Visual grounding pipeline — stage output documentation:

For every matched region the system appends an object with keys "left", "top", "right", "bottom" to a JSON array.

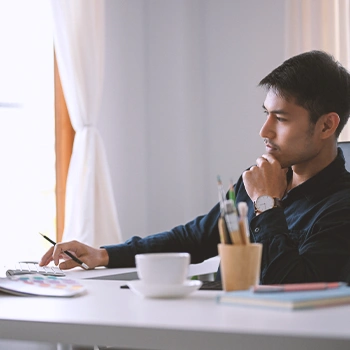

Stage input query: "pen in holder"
[
  {"left": 216, "top": 177, "right": 262, "bottom": 291},
  {"left": 218, "top": 203, "right": 262, "bottom": 291}
]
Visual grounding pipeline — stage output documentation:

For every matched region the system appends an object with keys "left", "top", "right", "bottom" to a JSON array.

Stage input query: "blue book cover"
[{"left": 217, "top": 285, "right": 350, "bottom": 310}]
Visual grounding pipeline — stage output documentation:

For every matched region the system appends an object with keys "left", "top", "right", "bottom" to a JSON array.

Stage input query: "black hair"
[{"left": 259, "top": 50, "right": 350, "bottom": 137}]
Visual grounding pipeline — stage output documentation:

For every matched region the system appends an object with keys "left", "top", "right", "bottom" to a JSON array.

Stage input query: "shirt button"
[{"left": 254, "top": 227, "right": 260, "bottom": 233}]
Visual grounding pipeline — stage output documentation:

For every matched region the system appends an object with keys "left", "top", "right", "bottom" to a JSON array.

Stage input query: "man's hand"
[
  {"left": 39, "top": 240, "right": 109, "bottom": 270},
  {"left": 242, "top": 153, "right": 288, "bottom": 202}
]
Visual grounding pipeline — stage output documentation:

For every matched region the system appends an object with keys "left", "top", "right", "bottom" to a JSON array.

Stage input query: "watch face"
[{"left": 255, "top": 195, "right": 275, "bottom": 212}]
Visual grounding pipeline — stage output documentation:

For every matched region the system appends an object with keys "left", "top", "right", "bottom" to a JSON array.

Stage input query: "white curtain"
[
  {"left": 50, "top": 0, "right": 122, "bottom": 247},
  {"left": 285, "top": 0, "right": 350, "bottom": 141}
]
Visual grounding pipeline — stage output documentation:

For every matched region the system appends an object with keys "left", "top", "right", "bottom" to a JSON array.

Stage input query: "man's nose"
[{"left": 259, "top": 116, "right": 275, "bottom": 139}]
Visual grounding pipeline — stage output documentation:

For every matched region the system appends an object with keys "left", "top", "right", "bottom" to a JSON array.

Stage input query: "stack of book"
[{"left": 217, "top": 282, "right": 350, "bottom": 310}]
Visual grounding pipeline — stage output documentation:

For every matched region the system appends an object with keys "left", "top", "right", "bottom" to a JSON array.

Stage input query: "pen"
[
  {"left": 223, "top": 199, "right": 241, "bottom": 244},
  {"left": 223, "top": 200, "right": 239, "bottom": 232},
  {"left": 238, "top": 201, "right": 249, "bottom": 245},
  {"left": 218, "top": 217, "right": 231, "bottom": 244},
  {"left": 251, "top": 282, "right": 347, "bottom": 293},
  {"left": 229, "top": 180, "right": 236, "bottom": 204},
  {"left": 39, "top": 232, "right": 89, "bottom": 270},
  {"left": 217, "top": 175, "right": 227, "bottom": 216}
]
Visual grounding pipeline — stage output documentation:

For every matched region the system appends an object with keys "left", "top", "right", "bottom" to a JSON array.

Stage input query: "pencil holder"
[{"left": 218, "top": 243, "right": 263, "bottom": 291}]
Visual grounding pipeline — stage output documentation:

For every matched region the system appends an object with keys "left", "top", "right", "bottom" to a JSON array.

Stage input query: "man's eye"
[{"left": 276, "top": 117, "right": 286, "bottom": 122}]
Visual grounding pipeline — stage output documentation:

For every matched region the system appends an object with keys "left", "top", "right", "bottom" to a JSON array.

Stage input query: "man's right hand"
[
  {"left": 242, "top": 153, "right": 288, "bottom": 202},
  {"left": 39, "top": 240, "right": 109, "bottom": 270}
]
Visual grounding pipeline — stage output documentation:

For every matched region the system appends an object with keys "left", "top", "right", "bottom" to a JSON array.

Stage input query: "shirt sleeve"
[{"left": 102, "top": 202, "right": 222, "bottom": 268}]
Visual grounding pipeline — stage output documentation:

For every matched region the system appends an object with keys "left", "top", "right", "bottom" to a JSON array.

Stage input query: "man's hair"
[{"left": 259, "top": 50, "right": 350, "bottom": 137}]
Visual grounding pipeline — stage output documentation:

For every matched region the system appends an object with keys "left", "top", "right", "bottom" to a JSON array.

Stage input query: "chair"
[
  {"left": 337, "top": 142, "right": 350, "bottom": 284},
  {"left": 338, "top": 141, "right": 350, "bottom": 172}
]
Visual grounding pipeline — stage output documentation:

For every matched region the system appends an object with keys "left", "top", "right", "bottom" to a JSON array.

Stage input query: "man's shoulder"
[
  {"left": 321, "top": 174, "right": 350, "bottom": 210},
  {"left": 330, "top": 169, "right": 350, "bottom": 191}
]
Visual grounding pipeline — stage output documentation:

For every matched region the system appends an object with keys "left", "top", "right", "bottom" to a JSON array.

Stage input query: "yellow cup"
[{"left": 218, "top": 243, "right": 263, "bottom": 291}]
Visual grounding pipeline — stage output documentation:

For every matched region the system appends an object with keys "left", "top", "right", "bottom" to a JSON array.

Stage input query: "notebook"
[
  {"left": 217, "top": 285, "right": 350, "bottom": 310},
  {"left": 0, "top": 274, "right": 86, "bottom": 297},
  {"left": 199, "top": 280, "right": 223, "bottom": 290}
]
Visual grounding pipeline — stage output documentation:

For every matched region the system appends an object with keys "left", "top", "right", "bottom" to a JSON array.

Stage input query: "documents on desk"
[{"left": 0, "top": 274, "right": 86, "bottom": 297}]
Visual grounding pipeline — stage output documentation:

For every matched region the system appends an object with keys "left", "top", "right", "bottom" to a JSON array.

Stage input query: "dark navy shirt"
[{"left": 103, "top": 148, "right": 350, "bottom": 284}]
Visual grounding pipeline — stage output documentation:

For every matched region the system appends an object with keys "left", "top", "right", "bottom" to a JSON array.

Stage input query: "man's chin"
[
  {"left": 280, "top": 161, "right": 293, "bottom": 169},
  {"left": 273, "top": 157, "right": 289, "bottom": 169}
]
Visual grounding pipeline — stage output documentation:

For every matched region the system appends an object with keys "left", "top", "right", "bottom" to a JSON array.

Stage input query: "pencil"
[
  {"left": 217, "top": 175, "right": 227, "bottom": 216},
  {"left": 39, "top": 232, "right": 89, "bottom": 270},
  {"left": 229, "top": 180, "right": 236, "bottom": 204},
  {"left": 218, "top": 217, "right": 231, "bottom": 244},
  {"left": 238, "top": 201, "right": 249, "bottom": 245},
  {"left": 251, "top": 282, "right": 347, "bottom": 293},
  {"left": 223, "top": 199, "right": 242, "bottom": 244}
]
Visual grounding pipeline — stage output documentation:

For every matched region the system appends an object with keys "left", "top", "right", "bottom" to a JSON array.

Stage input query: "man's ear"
[{"left": 319, "top": 112, "right": 340, "bottom": 139}]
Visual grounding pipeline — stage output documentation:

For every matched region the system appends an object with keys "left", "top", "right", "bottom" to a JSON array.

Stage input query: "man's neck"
[{"left": 289, "top": 144, "right": 338, "bottom": 190}]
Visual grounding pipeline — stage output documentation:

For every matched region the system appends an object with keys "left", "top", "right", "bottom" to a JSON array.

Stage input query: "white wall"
[{"left": 98, "top": 0, "right": 286, "bottom": 241}]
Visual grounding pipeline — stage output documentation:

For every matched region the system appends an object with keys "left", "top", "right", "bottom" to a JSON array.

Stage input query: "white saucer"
[{"left": 127, "top": 280, "right": 202, "bottom": 299}]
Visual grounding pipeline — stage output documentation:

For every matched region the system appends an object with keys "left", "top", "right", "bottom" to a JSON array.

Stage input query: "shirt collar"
[{"left": 283, "top": 147, "right": 346, "bottom": 202}]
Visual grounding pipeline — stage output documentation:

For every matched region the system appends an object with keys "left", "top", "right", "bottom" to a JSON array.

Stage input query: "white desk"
[{"left": 1, "top": 258, "right": 350, "bottom": 350}]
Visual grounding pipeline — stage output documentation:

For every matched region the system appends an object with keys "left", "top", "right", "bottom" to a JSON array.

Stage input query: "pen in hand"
[{"left": 39, "top": 232, "right": 89, "bottom": 270}]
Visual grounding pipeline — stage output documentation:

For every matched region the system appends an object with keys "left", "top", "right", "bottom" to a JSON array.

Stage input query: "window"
[{"left": 0, "top": 1, "right": 56, "bottom": 262}]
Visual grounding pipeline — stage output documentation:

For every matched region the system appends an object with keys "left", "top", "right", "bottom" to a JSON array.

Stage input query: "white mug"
[{"left": 135, "top": 252, "right": 190, "bottom": 285}]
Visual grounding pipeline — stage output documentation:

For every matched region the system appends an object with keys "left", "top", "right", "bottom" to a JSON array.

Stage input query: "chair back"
[{"left": 338, "top": 141, "right": 350, "bottom": 172}]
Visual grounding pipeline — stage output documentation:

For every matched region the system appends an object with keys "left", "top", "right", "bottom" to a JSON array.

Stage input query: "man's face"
[{"left": 260, "top": 90, "right": 321, "bottom": 169}]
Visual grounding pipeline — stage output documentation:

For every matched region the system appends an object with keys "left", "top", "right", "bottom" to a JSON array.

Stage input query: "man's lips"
[
  {"left": 265, "top": 143, "right": 278, "bottom": 150},
  {"left": 263, "top": 138, "right": 279, "bottom": 150}
]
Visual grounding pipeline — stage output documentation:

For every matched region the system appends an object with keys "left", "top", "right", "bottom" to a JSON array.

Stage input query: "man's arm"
[
  {"left": 103, "top": 203, "right": 222, "bottom": 268},
  {"left": 39, "top": 202, "right": 222, "bottom": 271}
]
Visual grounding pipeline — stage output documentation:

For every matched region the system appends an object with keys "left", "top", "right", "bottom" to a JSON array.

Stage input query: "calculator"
[{"left": 5, "top": 261, "right": 65, "bottom": 277}]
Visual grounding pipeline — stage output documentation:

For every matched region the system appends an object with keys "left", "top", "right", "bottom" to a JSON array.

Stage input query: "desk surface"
[{"left": 1, "top": 258, "right": 350, "bottom": 350}]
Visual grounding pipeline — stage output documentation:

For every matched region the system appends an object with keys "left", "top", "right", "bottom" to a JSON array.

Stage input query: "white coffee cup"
[{"left": 135, "top": 252, "right": 190, "bottom": 285}]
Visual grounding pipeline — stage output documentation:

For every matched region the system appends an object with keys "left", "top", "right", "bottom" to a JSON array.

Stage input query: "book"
[
  {"left": 0, "top": 274, "right": 86, "bottom": 297},
  {"left": 217, "top": 285, "right": 350, "bottom": 310}
]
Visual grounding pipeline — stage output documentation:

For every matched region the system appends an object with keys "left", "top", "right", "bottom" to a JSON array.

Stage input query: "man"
[{"left": 40, "top": 50, "right": 350, "bottom": 284}]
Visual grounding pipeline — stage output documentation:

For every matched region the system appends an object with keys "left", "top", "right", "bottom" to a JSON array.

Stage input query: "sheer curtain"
[
  {"left": 50, "top": 0, "right": 122, "bottom": 247},
  {"left": 285, "top": 0, "right": 350, "bottom": 140}
]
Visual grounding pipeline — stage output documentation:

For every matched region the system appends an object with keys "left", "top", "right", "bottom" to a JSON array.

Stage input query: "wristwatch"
[{"left": 254, "top": 195, "right": 281, "bottom": 214}]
